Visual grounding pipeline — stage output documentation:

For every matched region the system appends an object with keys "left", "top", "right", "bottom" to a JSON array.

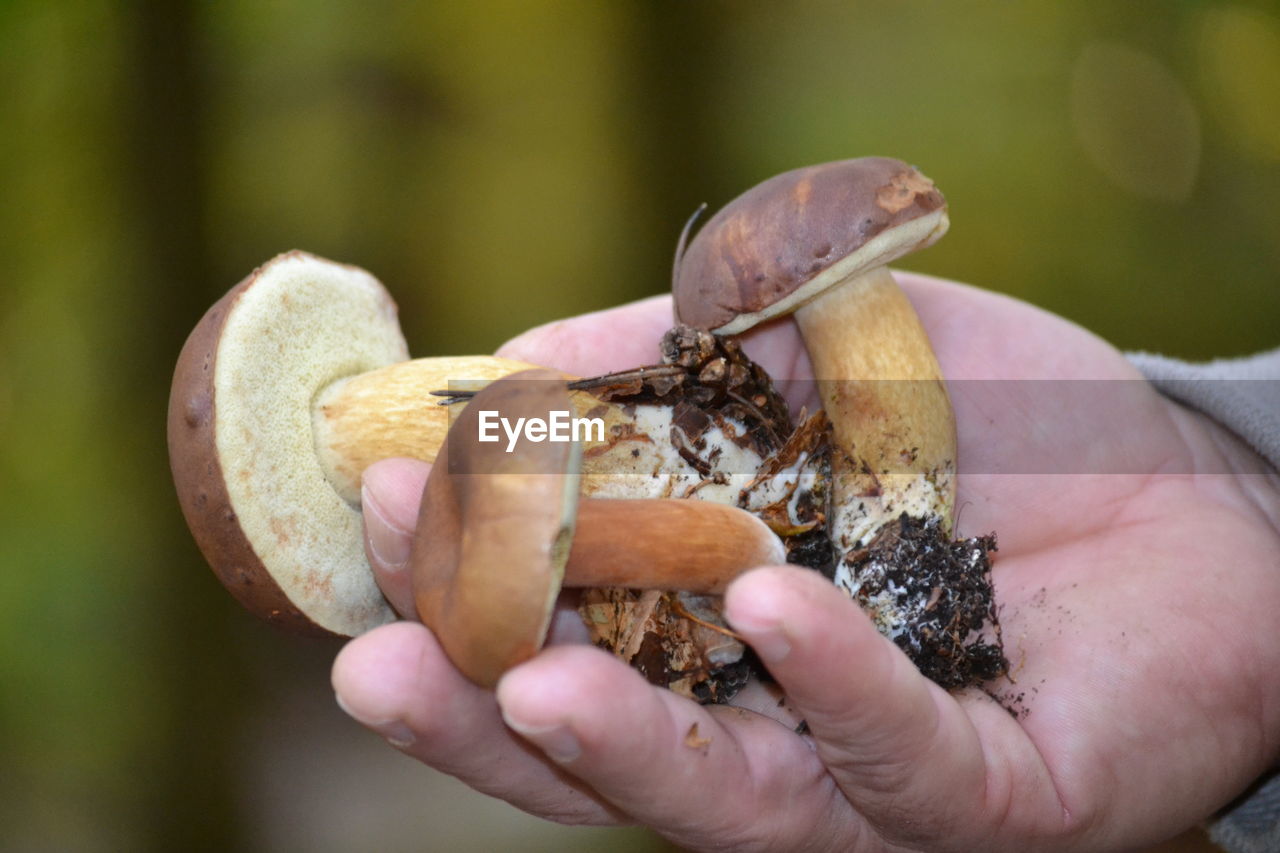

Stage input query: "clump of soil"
[{"left": 844, "top": 515, "right": 1007, "bottom": 687}]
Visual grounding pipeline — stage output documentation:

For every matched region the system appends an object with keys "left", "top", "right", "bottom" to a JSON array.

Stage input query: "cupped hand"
[{"left": 332, "top": 273, "right": 1280, "bottom": 852}]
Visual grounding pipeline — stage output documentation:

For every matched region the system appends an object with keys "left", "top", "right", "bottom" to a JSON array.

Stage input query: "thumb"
[
  {"left": 494, "top": 295, "right": 674, "bottom": 375},
  {"left": 723, "top": 567, "right": 1000, "bottom": 842},
  {"left": 361, "top": 457, "right": 431, "bottom": 618}
]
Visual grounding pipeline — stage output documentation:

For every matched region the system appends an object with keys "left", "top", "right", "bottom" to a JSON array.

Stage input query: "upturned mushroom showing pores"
[{"left": 168, "top": 253, "right": 410, "bottom": 636}]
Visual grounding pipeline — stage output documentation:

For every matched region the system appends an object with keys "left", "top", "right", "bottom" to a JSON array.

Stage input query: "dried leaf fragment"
[{"left": 684, "top": 722, "right": 711, "bottom": 752}]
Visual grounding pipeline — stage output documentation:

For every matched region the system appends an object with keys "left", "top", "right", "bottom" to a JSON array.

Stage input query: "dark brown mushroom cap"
[
  {"left": 674, "top": 157, "right": 948, "bottom": 334},
  {"left": 167, "top": 251, "right": 407, "bottom": 637},
  {"left": 412, "top": 369, "right": 581, "bottom": 687}
]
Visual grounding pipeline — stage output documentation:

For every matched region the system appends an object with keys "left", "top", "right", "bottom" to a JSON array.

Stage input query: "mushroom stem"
[
  {"left": 312, "top": 354, "right": 779, "bottom": 510},
  {"left": 566, "top": 499, "right": 785, "bottom": 594},
  {"left": 312, "top": 355, "right": 538, "bottom": 502},
  {"left": 793, "top": 265, "right": 957, "bottom": 553}
]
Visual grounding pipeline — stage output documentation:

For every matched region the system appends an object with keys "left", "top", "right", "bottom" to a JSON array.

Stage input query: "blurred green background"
[{"left": 1, "top": 1, "right": 1276, "bottom": 850}]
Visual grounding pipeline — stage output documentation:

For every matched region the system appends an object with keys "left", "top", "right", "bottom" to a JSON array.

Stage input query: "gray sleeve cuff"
[
  {"left": 1128, "top": 348, "right": 1280, "bottom": 853},
  {"left": 1127, "top": 349, "right": 1280, "bottom": 471},
  {"left": 1208, "top": 775, "right": 1280, "bottom": 853}
]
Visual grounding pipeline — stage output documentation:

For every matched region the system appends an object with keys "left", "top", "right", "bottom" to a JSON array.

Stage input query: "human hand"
[{"left": 332, "top": 272, "right": 1280, "bottom": 851}]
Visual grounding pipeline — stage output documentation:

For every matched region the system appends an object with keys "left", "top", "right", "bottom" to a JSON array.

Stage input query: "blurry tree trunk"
[
  {"left": 628, "top": 0, "right": 733, "bottom": 278},
  {"left": 123, "top": 0, "right": 242, "bottom": 849}
]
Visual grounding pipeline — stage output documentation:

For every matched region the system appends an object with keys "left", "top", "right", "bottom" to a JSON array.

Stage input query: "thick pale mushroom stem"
[
  {"left": 312, "top": 355, "right": 536, "bottom": 503},
  {"left": 311, "top": 355, "right": 735, "bottom": 503},
  {"left": 794, "top": 265, "right": 956, "bottom": 558}
]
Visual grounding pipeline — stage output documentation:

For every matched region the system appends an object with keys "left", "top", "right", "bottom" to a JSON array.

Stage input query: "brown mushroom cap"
[
  {"left": 674, "top": 157, "right": 949, "bottom": 334},
  {"left": 168, "top": 251, "right": 407, "bottom": 636},
  {"left": 413, "top": 369, "right": 581, "bottom": 687}
]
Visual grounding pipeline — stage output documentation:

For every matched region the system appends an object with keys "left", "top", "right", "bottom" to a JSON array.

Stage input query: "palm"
[
  {"left": 334, "top": 273, "right": 1280, "bottom": 852},
  {"left": 895, "top": 275, "right": 1279, "bottom": 848}
]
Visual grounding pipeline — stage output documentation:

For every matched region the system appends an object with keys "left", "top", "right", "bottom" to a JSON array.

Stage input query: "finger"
[
  {"left": 893, "top": 270, "right": 1140, "bottom": 382},
  {"left": 724, "top": 566, "right": 1015, "bottom": 845},
  {"left": 331, "top": 621, "right": 622, "bottom": 825},
  {"left": 496, "top": 645, "right": 865, "bottom": 851},
  {"left": 496, "top": 295, "right": 674, "bottom": 375},
  {"left": 362, "top": 457, "right": 590, "bottom": 643},
  {"left": 496, "top": 293, "right": 815, "bottom": 407},
  {"left": 361, "top": 457, "right": 430, "bottom": 618}
]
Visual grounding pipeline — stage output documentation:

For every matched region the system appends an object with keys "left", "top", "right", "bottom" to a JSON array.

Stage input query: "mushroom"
[
  {"left": 673, "top": 157, "right": 957, "bottom": 627},
  {"left": 169, "top": 251, "right": 789, "bottom": 639},
  {"left": 413, "top": 369, "right": 785, "bottom": 687}
]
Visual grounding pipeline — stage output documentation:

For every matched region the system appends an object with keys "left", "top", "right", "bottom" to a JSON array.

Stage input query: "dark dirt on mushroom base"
[{"left": 845, "top": 514, "right": 1007, "bottom": 688}]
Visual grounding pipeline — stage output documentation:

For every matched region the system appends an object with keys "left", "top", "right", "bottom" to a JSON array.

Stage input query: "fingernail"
[
  {"left": 363, "top": 483, "right": 411, "bottom": 569},
  {"left": 728, "top": 612, "right": 791, "bottom": 664},
  {"left": 501, "top": 713, "right": 581, "bottom": 764},
  {"left": 335, "top": 691, "right": 417, "bottom": 749},
  {"left": 379, "top": 722, "right": 417, "bottom": 749}
]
